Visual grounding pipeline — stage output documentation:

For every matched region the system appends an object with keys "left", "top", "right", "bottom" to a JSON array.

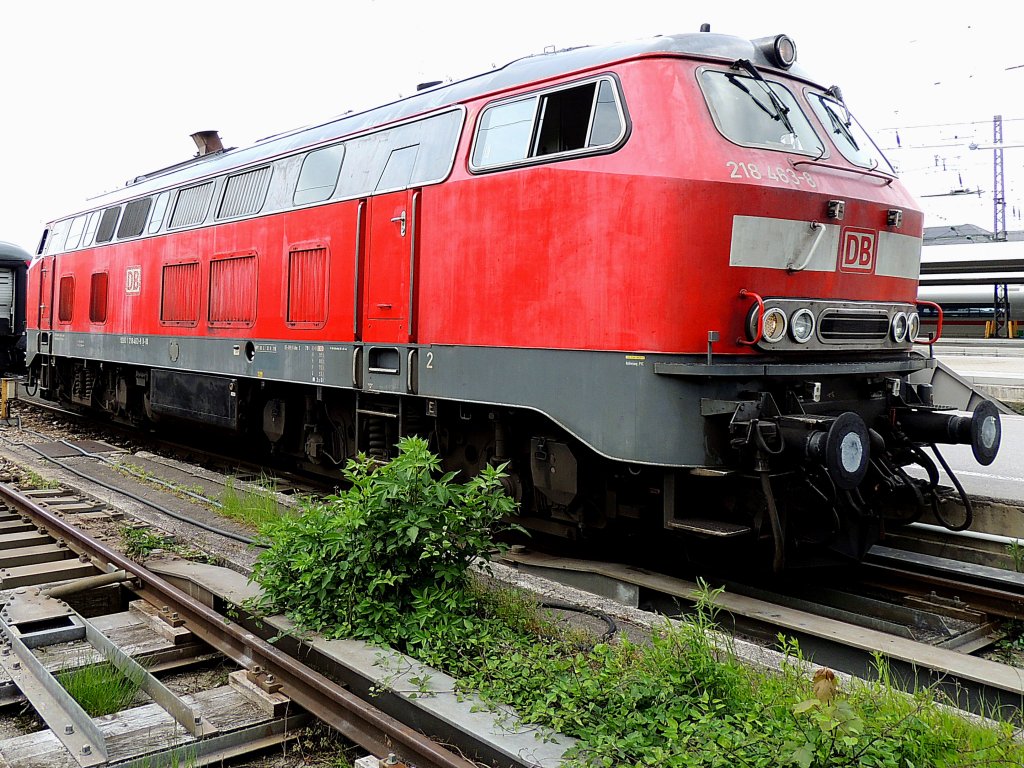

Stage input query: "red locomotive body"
[{"left": 26, "top": 30, "right": 1000, "bottom": 569}]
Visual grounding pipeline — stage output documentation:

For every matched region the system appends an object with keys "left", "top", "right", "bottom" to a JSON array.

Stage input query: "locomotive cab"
[{"left": 647, "top": 35, "right": 1003, "bottom": 569}]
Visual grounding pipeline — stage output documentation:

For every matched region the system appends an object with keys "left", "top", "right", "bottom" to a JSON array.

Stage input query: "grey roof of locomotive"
[{"left": 54, "top": 31, "right": 816, "bottom": 219}]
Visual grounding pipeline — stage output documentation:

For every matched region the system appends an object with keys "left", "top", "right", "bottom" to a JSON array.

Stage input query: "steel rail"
[
  {"left": 0, "top": 482, "right": 477, "bottom": 768},
  {"left": 856, "top": 562, "right": 1024, "bottom": 619}
]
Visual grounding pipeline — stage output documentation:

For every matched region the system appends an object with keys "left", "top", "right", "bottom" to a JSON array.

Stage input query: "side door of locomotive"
[
  {"left": 37, "top": 254, "right": 55, "bottom": 331},
  {"left": 360, "top": 144, "right": 422, "bottom": 344}
]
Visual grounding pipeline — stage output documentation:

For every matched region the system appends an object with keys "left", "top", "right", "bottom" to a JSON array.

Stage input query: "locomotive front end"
[{"left": 673, "top": 32, "right": 1002, "bottom": 568}]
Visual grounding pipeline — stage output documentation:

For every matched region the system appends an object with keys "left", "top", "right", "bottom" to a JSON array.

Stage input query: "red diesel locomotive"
[{"left": 26, "top": 29, "right": 1001, "bottom": 569}]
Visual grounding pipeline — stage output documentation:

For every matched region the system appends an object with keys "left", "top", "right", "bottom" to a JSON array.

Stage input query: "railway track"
[
  {"left": 0, "top": 403, "right": 581, "bottom": 766},
  {"left": 0, "top": 480, "right": 569, "bottom": 768},
  {"left": 11, "top": 392, "right": 324, "bottom": 499}
]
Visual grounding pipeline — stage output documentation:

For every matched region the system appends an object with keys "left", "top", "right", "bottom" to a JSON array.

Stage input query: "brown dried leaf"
[{"left": 812, "top": 667, "right": 838, "bottom": 704}]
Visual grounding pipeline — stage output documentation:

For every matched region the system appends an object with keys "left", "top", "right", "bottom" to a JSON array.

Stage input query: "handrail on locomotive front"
[
  {"left": 737, "top": 289, "right": 765, "bottom": 346},
  {"left": 916, "top": 299, "right": 943, "bottom": 345}
]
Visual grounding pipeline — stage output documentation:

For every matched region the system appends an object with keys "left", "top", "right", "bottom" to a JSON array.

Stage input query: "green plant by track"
[
  {"left": 252, "top": 442, "right": 1023, "bottom": 767},
  {"left": 120, "top": 525, "right": 207, "bottom": 562},
  {"left": 58, "top": 660, "right": 144, "bottom": 717},
  {"left": 220, "top": 475, "right": 286, "bottom": 530},
  {"left": 252, "top": 436, "right": 520, "bottom": 650},
  {"left": 17, "top": 468, "right": 61, "bottom": 490},
  {"left": 1007, "top": 540, "right": 1024, "bottom": 573}
]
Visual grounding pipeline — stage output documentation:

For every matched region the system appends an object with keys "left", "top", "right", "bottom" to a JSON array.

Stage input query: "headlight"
[
  {"left": 891, "top": 311, "right": 908, "bottom": 342},
  {"left": 762, "top": 307, "right": 788, "bottom": 343},
  {"left": 754, "top": 34, "right": 798, "bottom": 69},
  {"left": 907, "top": 312, "right": 920, "bottom": 342},
  {"left": 774, "top": 35, "right": 797, "bottom": 68},
  {"left": 790, "top": 308, "right": 815, "bottom": 343}
]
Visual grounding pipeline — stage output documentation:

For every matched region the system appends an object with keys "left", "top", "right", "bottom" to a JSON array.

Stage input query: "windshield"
[
  {"left": 699, "top": 69, "right": 824, "bottom": 156},
  {"left": 808, "top": 94, "right": 895, "bottom": 174}
]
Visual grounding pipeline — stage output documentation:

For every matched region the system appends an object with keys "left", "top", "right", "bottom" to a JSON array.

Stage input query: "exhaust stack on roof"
[{"left": 191, "top": 131, "right": 224, "bottom": 156}]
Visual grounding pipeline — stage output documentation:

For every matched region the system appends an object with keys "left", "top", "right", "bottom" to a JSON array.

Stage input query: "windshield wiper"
[
  {"left": 725, "top": 74, "right": 778, "bottom": 121},
  {"left": 823, "top": 102, "right": 860, "bottom": 151},
  {"left": 826, "top": 85, "right": 854, "bottom": 128},
  {"left": 731, "top": 59, "right": 796, "bottom": 136}
]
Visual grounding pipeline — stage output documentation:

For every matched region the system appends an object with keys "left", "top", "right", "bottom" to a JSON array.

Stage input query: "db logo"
[
  {"left": 839, "top": 228, "right": 877, "bottom": 274},
  {"left": 125, "top": 266, "right": 142, "bottom": 295}
]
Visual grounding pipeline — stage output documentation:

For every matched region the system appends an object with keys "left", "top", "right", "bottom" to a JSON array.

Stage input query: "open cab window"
[{"left": 470, "top": 76, "right": 627, "bottom": 171}]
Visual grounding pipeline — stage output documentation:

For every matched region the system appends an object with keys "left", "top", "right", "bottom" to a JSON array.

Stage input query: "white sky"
[{"left": 2, "top": 1, "right": 1022, "bottom": 252}]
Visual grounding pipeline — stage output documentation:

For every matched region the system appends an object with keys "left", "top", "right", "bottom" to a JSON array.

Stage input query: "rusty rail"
[{"left": 0, "top": 482, "right": 476, "bottom": 768}]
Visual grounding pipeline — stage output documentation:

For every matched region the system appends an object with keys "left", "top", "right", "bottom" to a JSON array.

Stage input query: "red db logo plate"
[{"left": 839, "top": 228, "right": 877, "bottom": 274}]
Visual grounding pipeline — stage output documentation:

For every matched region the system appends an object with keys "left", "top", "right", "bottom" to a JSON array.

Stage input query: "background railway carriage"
[
  {"left": 0, "top": 241, "right": 28, "bottom": 374},
  {"left": 25, "top": 29, "right": 1002, "bottom": 570}
]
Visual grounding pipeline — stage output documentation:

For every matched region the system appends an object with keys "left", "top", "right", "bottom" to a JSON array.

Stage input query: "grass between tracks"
[
  {"left": 219, "top": 475, "right": 288, "bottom": 530},
  {"left": 252, "top": 438, "right": 1024, "bottom": 768},
  {"left": 58, "top": 660, "right": 144, "bottom": 717}
]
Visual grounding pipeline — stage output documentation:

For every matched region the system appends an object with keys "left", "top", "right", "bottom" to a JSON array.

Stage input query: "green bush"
[{"left": 252, "top": 437, "right": 519, "bottom": 651}]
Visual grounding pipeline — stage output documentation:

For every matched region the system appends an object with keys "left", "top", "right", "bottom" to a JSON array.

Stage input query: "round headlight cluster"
[
  {"left": 762, "top": 307, "right": 788, "bottom": 342},
  {"left": 790, "top": 308, "right": 815, "bottom": 343},
  {"left": 891, "top": 312, "right": 909, "bottom": 342},
  {"left": 754, "top": 306, "right": 817, "bottom": 344},
  {"left": 907, "top": 312, "right": 920, "bottom": 343}
]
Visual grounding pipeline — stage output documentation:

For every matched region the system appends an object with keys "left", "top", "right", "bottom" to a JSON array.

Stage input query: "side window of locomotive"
[
  {"left": 409, "top": 109, "right": 463, "bottom": 184},
  {"left": 218, "top": 166, "right": 273, "bottom": 219},
  {"left": 294, "top": 145, "right": 345, "bottom": 205},
  {"left": 589, "top": 80, "right": 624, "bottom": 147},
  {"left": 58, "top": 276, "right": 74, "bottom": 323},
  {"left": 148, "top": 191, "right": 171, "bottom": 234},
  {"left": 45, "top": 220, "right": 68, "bottom": 255},
  {"left": 334, "top": 108, "right": 463, "bottom": 198},
  {"left": 472, "top": 77, "right": 625, "bottom": 170},
  {"left": 168, "top": 181, "right": 215, "bottom": 229},
  {"left": 534, "top": 81, "right": 625, "bottom": 155},
  {"left": 64, "top": 215, "right": 88, "bottom": 251},
  {"left": 82, "top": 211, "right": 101, "bottom": 248},
  {"left": 95, "top": 206, "right": 122, "bottom": 244},
  {"left": 117, "top": 197, "right": 153, "bottom": 239},
  {"left": 534, "top": 84, "right": 594, "bottom": 155},
  {"left": 376, "top": 145, "right": 419, "bottom": 191},
  {"left": 89, "top": 272, "right": 108, "bottom": 324},
  {"left": 698, "top": 70, "right": 823, "bottom": 156},
  {"left": 808, "top": 94, "right": 895, "bottom": 174},
  {"left": 472, "top": 98, "right": 537, "bottom": 167}
]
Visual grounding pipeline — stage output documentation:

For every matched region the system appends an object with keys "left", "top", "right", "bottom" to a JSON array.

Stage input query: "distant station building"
[{"left": 920, "top": 225, "right": 1024, "bottom": 338}]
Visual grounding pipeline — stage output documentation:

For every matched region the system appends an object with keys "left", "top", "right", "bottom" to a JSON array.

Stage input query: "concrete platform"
[{"left": 932, "top": 340, "right": 1024, "bottom": 405}]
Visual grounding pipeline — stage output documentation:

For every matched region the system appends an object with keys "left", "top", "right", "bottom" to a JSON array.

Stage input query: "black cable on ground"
[
  {"left": 540, "top": 601, "right": 618, "bottom": 644},
  {"left": 51, "top": 436, "right": 224, "bottom": 509},
  {"left": 9, "top": 438, "right": 263, "bottom": 547}
]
